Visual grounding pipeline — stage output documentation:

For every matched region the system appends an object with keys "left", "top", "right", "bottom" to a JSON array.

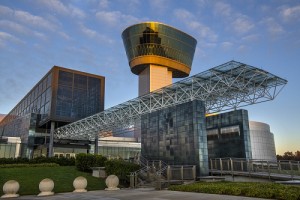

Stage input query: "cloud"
[
  {"left": 241, "top": 34, "right": 260, "bottom": 42},
  {"left": 213, "top": 2, "right": 254, "bottom": 35},
  {"left": 58, "top": 31, "right": 71, "bottom": 40},
  {"left": 173, "top": 9, "right": 218, "bottom": 42},
  {"left": 0, "top": 20, "right": 47, "bottom": 40},
  {"left": 214, "top": 2, "right": 232, "bottom": 17},
  {"left": 260, "top": 17, "right": 285, "bottom": 36},
  {"left": 79, "top": 24, "right": 114, "bottom": 44},
  {"left": 221, "top": 41, "right": 233, "bottom": 49},
  {"left": 15, "top": 10, "right": 56, "bottom": 30},
  {"left": 36, "top": 0, "right": 86, "bottom": 19},
  {"left": 95, "top": 10, "right": 141, "bottom": 28},
  {"left": 124, "top": 0, "right": 140, "bottom": 10},
  {"left": 0, "top": 5, "right": 13, "bottom": 16},
  {"left": 149, "top": 0, "right": 170, "bottom": 12},
  {"left": 0, "top": 32, "right": 24, "bottom": 45},
  {"left": 232, "top": 15, "right": 255, "bottom": 34},
  {"left": 280, "top": 5, "right": 300, "bottom": 21},
  {"left": 0, "top": 5, "right": 72, "bottom": 41},
  {"left": 98, "top": 0, "right": 109, "bottom": 9}
]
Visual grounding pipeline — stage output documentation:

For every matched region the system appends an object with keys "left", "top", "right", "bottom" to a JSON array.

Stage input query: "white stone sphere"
[
  {"left": 38, "top": 178, "right": 54, "bottom": 196},
  {"left": 105, "top": 175, "right": 120, "bottom": 191},
  {"left": 73, "top": 176, "right": 87, "bottom": 193},
  {"left": 1, "top": 180, "right": 20, "bottom": 198}
]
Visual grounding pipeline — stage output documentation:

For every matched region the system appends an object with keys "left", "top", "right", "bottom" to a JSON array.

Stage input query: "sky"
[{"left": 0, "top": 0, "right": 299, "bottom": 155}]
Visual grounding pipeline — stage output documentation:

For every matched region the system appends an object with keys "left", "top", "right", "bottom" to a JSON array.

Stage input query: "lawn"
[
  {"left": 169, "top": 181, "right": 300, "bottom": 200},
  {"left": 0, "top": 166, "right": 106, "bottom": 195}
]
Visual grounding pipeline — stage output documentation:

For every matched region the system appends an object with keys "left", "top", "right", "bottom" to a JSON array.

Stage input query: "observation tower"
[{"left": 122, "top": 22, "right": 197, "bottom": 96}]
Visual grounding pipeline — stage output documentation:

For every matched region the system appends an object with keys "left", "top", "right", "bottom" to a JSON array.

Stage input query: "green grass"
[
  {"left": 169, "top": 182, "right": 300, "bottom": 200},
  {"left": 0, "top": 166, "right": 106, "bottom": 195}
]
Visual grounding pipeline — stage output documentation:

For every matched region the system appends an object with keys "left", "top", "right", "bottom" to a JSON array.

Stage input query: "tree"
[{"left": 277, "top": 151, "right": 300, "bottom": 161}]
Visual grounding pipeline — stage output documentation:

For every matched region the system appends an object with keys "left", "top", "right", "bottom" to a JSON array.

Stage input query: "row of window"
[
  {"left": 56, "top": 71, "right": 102, "bottom": 119},
  {"left": 2, "top": 73, "right": 52, "bottom": 125}
]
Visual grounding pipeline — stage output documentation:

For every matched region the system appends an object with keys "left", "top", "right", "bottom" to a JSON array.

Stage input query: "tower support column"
[{"left": 48, "top": 121, "right": 55, "bottom": 157}]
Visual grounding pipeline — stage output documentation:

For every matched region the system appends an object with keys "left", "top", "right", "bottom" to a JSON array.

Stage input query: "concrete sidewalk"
[{"left": 16, "top": 188, "right": 271, "bottom": 200}]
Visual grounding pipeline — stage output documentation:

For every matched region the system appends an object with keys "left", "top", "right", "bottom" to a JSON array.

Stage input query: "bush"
[
  {"left": 104, "top": 159, "right": 140, "bottom": 184},
  {"left": 0, "top": 163, "right": 59, "bottom": 168},
  {"left": 75, "top": 153, "right": 107, "bottom": 172},
  {"left": 169, "top": 182, "right": 300, "bottom": 200},
  {"left": 0, "top": 156, "right": 75, "bottom": 166},
  {"left": 0, "top": 157, "right": 29, "bottom": 164}
]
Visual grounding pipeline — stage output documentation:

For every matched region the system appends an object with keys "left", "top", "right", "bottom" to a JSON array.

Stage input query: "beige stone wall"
[{"left": 138, "top": 65, "right": 172, "bottom": 96}]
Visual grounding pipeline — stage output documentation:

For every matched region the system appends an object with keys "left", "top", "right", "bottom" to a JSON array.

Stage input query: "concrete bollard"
[
  {"left": 38, "top": 178, "right": 54, "bottom": 196},
  {"left": 1, "top": 180, "right": 20, "bottom": 198},
  {"left": 73, "top": 176, "right": 87, "bottom": 193},
  {"left": 105, "top": 175, "right": 120, "bottom": 191}
]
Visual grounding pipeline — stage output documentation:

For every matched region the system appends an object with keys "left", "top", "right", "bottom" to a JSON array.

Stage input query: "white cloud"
[
  {"left": 0, "top": 32, "right": 24, "bottom": 45},
  {"left": 149, "top": 0, "right": 170, "bottom": 12},
  {"left": 0, "top": 20, "right": 26, "bottom": 34},
  {"left": 79, "top": 24, "right": 114, "bottom": 44},
  {"left": 0, "top": 20, "right": 47, "bottom": 40},
  {"left": 124, "top": 0, "right": 140, "bottom": 10},
  {"left": 214, "top": 2, "right": 232, "bottom": 17},
  {"left": 232, "top": 15, "right": 255, "bottom": 34},
  {"left": 36, "top": 0, "right": 86, "bottom": 19},
  {"left": 238, "top": 45, "right": 247, "bottom": 53},
  {"left": 69, "top": 5, "right": 86, "bottom": 19},
  {"left": 280, "top": 5, "right": 300, "bottom": 21},
  {"left": 58, "top": 31, "right": 71, "bottom": 40},
  {"left": 0, "top": 5, "right": 13, "bottom": 16},
  {"left": 213, "top": 2, "right": 254, "bottom": 35},
  {"left": 39, "top": 0, "right": 68, "bottom": 14},
  {"left": 0, "top": 5, "right": 72, "bottom": 40},
  {"left": 95, "top": 10, "right": 141, "bottom": 28},
  {"left": 260, "top": 18, "right": 285, "bottom": 36},
  {"left": 98, "top": 0, "right": 109, "bottom": 9},
  {"left": 241, "top": 34, "right": 260, "bottom": 42},
  {"left": 221, "top": 41, "right": 233, "bottom": 49},
  {"left": 14, "top": 10, "right": 57, "bottom": 30},
  {"left": 173, "top": 9, "right": 218, "bottom": 42}
]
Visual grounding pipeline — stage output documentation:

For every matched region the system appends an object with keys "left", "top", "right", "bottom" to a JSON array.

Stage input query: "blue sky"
[{"left": 0, "top": 0, "right": 299, "bottom": 154}]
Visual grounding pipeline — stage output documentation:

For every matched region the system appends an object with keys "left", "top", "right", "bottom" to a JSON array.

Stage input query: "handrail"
[{"left": 209, "top": 158, "right": 300, "bottom": 181}]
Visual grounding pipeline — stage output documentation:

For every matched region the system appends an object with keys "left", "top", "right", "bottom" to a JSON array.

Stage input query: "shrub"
[
  {"left": 0, "top": 163, "right": 59, "bottom": 168},
  {"left": 75, "top": 153, "right": 107, "bottom": 172},
  {"left": 104, "top": 159, "right": 140, "bottom": 184},
  {"left": 169, "top": 182, "right": 300, "bottom": 200},
  {"left": 0, "top": 156, "right": 75, "bottom": 166}
]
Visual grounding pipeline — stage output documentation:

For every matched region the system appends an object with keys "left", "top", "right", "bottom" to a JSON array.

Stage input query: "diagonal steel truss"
[{"left": 54, "top": 60, "right": 287, "bottom": 140}]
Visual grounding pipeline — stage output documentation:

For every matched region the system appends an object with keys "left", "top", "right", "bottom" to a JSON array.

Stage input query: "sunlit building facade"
[
  {"left": 249, "top": 121, "right": 276, "bottom": 161},
  {"left": 0, "top": 66, "right": 105, "bottom": 158}
]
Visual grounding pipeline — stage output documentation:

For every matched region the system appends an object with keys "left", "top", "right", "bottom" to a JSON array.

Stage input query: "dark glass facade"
[
  {"left": 0, "top": 66, "right": 105, "bottom": 158},
  {"left": 141, "top": 100, "right": 209, "bottom": 176},
  {"left": 122, "top": 22, "right": 197, "bottom": 77},
  {"left": 55, "top": 69, "right": 103, "bottom": 122},
  {"left": 206, "top": 109, "right": 252, "bottom": 160}
]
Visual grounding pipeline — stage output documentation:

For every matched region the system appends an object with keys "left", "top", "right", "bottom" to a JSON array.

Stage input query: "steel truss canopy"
[{"left": 54, "top": 60, "right": 287, "bottom": 140}]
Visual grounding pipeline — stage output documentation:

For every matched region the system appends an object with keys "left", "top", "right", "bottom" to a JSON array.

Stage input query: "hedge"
[
  {"left": 0, "top": 163, "right": 59, "bottom": 168},
  {"left": 169, "top": 182, "right": 300, "bottom": 200},
  {"left": 104, "top": 159, "right": 140, "bottom": 184},
  {"left": 75, "top": 153, "right": 107, "bottom": 172},
  {"left": 0, "top": 157, "right": 75, "bottom": 166}
]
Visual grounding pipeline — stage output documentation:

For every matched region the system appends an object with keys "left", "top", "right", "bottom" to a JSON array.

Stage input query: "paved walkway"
[{"left": 16, "top": 188, "right": 271, "bottom": 200}]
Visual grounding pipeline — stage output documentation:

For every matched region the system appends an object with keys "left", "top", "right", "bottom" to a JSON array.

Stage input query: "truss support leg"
[
  {"left": 48, "top": 121, "right": 55, "bottom": 157},
  {"left": 94, "top": 135, "right": 99, "bottom": 155}
]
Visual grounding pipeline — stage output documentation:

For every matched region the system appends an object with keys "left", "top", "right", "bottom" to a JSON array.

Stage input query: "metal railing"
[
  {"left": 209, "top": 158, "right": 300, "bottom": 180},
  {"left": 130, "top": 156, "right": 196, "bottom": 189}
]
